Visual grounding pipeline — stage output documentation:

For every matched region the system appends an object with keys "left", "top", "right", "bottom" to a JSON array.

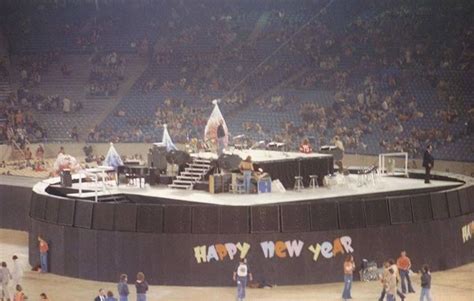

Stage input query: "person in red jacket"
[{"left": 38, "top": 236, "right": 49, "bottom": 273}]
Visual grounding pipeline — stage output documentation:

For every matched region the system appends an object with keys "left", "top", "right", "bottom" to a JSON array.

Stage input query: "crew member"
[
  {"left": 217, "top": 120, "right": 226, "bottom": 156},
  {"left": 422, "top": 144, "right": 434, "bottom": 184},
  {"left": 333, "top": 136, "right": 345, "bottom": 173},
  {"left": 299, "top": 138, "right": 313, "bottom": 153},
  {"left": 239, "top": 156, "right": 254, "bottom": 193}
]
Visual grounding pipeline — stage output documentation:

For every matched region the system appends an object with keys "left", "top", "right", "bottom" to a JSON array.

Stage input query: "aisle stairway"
[
  {"left": 168, "top": 158, "right": 212, "bottom": 190},
  {"left": 8, "top": 54, "right": 147, "bottom": 140}
]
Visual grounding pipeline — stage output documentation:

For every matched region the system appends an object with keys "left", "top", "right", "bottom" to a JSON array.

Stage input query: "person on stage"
[
  {"left": 239, "top": 156, "right": 254, "bottom": 193},
  {"left": 217, "top": 120, "right": 226, "bottom": 156},
  {"left": 299, "top": 138, "right": 312, "bottom": 153},
  {"left": 233, "top": 258, "right": 253, "bottom": 301},
  {"left": 333, "top": 136, "right": 345, "bottom": 173},
  {"left": 422, "top": 144, "right": 434, "bottom": 184}
]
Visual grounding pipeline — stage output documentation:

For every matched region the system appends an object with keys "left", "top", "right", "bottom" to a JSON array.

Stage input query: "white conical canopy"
[
  {"left": 162, "top": 124, "right": 177, "bottom": 151},
  {"left": 204, "top": 99, "right": 228, "bottom": 146},
  {"left": 103, "top": 142, "right": 123, "bottom": 168}
]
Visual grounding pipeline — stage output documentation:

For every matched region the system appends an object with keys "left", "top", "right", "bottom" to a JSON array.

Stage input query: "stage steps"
[{"left": 168, "top": 158, "right": 212, "bottom": 190}]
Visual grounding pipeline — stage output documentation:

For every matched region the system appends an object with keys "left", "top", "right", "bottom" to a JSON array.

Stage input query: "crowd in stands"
[
  {"left": 1, "top": 0, "right": 472, "bottom": 161},
  {"left": 18, "top": 51, "right": 61, "bottom": 88},
  {"left": 87, "top": 51, "right": 125, "bottom": 97}
]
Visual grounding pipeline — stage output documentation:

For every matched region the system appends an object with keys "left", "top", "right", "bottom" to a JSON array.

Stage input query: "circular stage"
[{"left": 0, "top": 166, "right": 473, "bottom": 286}]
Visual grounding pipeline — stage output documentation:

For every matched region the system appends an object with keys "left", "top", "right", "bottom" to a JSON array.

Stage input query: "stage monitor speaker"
[
  {"left": 219, "top": 206, "right": 249, "bottom": 234},
  {"left": 457, "top": 188, "right": 470, "bottom": 214},
  {"left": 338, "top": 200, "right": 366, "bottom": 229},
  {"left": 92, "top": 203, "right": 115, "bottom": 231},
  {"left": 31, "top": 193, "right": 47, "bottom": 220},
  {"left": 73, "top": 201, "right": 94, "bottom": 229},
  {"left": 114, "top": 203, "right": 137, "bottom": 232},
  {"left": 310, "top": 201, "right": 339, "bottom": 231},
  {"left": 388, "top": 196, "right": 413, "bottom": 224},
  {"left": 281, "top": 203, "right": 311, "bottom": 232},
  {"left": 192, "top": 206, "right": 219, "bottom": 234},
  {"left": 163, "top": 205, "right": 192, "bottom": 233},
  {"left": 446, "top": 190, "right": 461, "bottom": 217},
  {"left": 60, "top": 170, "right": 72, "bottom": 187},
  {"left": 250, "top": 205, "right": 280, "bottom": 233},
  {"left": 45, "top": 197, "right": 60, "bottom": 223},
  {"left": 411, "top": 194, "right": 433, "bottom": 222},
  {"left": 149, "top": 146, "right": 167, "bottom": 171},
  {"left": 136, "top": 204, "right": 163, "bottom": 233},
  {"left": 430, "top": 192, "right": 449, "bottom": 220},
  {"left": 364, "top": 198, "right": 390, "bottom": 227}
]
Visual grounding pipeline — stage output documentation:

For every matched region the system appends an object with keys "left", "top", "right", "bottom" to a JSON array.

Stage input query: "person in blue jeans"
[
  {"left": 38, "top": 236, "right": 49, "bottom": 273},
  {"left": 239, "top": 156, "right": 254, "bottom": 193},
  {"left": 342, "top": 255, "right": 355, "bottom": 300},
  {"left": 233, "top": 258, "right": 253, "bottom": 301},
  {"left": 135, "top": 272, "right": 148, "bottom": 301},
  {"left": 419, "top": 264, "right": 432, "bottom": 301},
  {"left": 117, "top": 274, "right": 129, "bottom": 301}
]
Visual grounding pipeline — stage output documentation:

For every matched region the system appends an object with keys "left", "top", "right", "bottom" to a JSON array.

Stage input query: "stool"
[
  {"left": 294, "top": 176, "right": 304, "bottom": 191},
  {"left": 309, "top": 175, "right": 319, "bottom": 189}
]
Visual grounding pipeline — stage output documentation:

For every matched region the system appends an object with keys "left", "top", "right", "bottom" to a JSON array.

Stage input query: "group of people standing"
[
  {"left": 94, "top": 272, "right": 148, "bottom": 301},
  {"left": 342, "top": 250, "right": 432, "bottom": 301}
]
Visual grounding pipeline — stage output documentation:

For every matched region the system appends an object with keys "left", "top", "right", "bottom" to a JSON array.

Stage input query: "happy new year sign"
[{"left": 193, "top": 236, "right": 354, "bottom": 264}]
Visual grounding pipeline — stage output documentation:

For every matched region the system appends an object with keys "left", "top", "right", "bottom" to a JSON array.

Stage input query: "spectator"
[
  {"left": 11, "top": 255, "right": 23, "bottom": 288},
  {"left": 71, "top": 126, "right": 79, "bottom": 141},
  {"left": 397, "top": 250, "right": 415, "bottom": 294},
  {"left": 38, "top": 236, "right": 49, "bottom": 273},
  {"left": 385, "top": 268, "right": 397, "bottom": 301},
  {"left": 13, "top": 284, "right": 26, "bottom": 301},
  {"left": 232, "top": 258, "right": 253, "bottom": 301},
  {"left": 341, "top": 255, "right": 355, "bottom": 300},
  {"left": 0, "top": 261, "right": 12, "bottom": 300},
  {"left": 419, "top": 264, "right": 432, "bottom": 301},
  {"left": 36, "top": 144, "right": 45, "bottom": 160},
  {"left": 94, "top": 288, "right": 106, "bottom": 301},
  {"left": 105, "top": 291, "right": 117, "bottom": 301},
  {"left": 117, "top": 274, "right": 129, "bottom": 301},
  {"left": 135, "top": 272, "right": 148, "bottom": 301}
]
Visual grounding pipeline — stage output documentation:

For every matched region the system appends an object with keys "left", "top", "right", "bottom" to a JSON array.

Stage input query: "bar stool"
[
  {"left": 309, "top": 175, "right": 319, "bottom": 189},
  {"left": 294, "top": 176, "right": 304, "bottom": 191}
]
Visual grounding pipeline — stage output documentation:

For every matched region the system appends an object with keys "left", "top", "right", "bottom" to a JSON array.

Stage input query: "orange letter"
[
  {"left": 275, "top": 241, "right": 287, "bottom": 258},
  {"left": 215, "top": 244, "right": 228, "bottom": 260},
  {"left": 332, "top": 238, "right": 344, "bottom": 257}
]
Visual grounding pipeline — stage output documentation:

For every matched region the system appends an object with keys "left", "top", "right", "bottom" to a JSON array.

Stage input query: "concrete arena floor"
[{"left": 0, "top": 229, "right": 472, "bottom": 301}]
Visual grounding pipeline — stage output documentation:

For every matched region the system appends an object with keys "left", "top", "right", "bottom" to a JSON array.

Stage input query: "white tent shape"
[
  {"left": 204, "top": 99, "right": 229, "bottom": 146},
  {"left": 162, "top": 124, "right": 177, "bottom": 152},
  {"left": 103, "top": 142, "right": 123, "bottom": 168}
]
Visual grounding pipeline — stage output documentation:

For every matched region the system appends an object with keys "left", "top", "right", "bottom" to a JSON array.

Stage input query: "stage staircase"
[{"left": 168, "top": 158, "right": 212, "bottom": 190}]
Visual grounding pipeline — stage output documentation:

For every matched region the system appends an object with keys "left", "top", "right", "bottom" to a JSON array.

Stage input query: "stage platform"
[
  {"left": 63, "top": 174, "right": 460, "bottom": 206},
  {"left": 2, "top": 168, "right": 472, "bottom": 287},
  {"left": 192, "top": 149, "right": 332, "bottom": 163}
]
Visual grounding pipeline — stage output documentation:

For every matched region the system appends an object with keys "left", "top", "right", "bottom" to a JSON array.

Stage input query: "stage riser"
[
  {"left": 1, "top": 174, "right": 473, "bottom": 286},
  {"left": 27, "top": 187, "right": 474, "bottom": 235},
  {"left": 28, "top": 214, "right": 474, "bottom": 286}
]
